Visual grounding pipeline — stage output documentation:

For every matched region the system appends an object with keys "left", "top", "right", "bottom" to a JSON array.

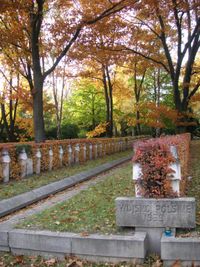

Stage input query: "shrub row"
[{"left": 0, "top": 136, "right": 147, "bottom": 182}]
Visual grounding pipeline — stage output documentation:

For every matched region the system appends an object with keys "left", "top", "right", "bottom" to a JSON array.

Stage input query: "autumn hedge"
[
  {"left": 133, "top": 133, "right": 191, "bottom": 197},
  {"left": 0, "top": 136, "right": 147, "bottom": 182}
]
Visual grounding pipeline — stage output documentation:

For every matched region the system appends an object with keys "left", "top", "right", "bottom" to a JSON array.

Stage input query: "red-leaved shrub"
[{"left": 133, "top": 133, "right": 191, "bottom": 198}]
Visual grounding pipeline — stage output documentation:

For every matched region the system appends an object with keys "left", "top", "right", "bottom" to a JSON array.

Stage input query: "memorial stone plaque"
[{"left": 116, "top": 197, "right": 196, "bottom": 228}]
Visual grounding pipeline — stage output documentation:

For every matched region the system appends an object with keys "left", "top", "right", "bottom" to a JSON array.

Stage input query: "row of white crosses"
[
  {"left": 0, "top": 140, "right": 129, "bottom": 183},
  {"left": 133, "top": 145, "right": 181, "bottom": 197}
]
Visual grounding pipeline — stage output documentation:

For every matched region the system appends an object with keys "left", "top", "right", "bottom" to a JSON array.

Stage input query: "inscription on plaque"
[{"left": 116, "top": 197, "right": 196, "bottom": 228}]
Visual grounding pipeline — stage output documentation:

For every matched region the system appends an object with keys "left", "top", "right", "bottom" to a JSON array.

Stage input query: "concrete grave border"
[
  {"left": 0, "top": 229, "right": 147, "bottom": 263},
  {"left": 161, "top": 232, "right": 200, "bottom": 267},
  {"left": 0, "top": 155, "right": 131, "bottom": 218}
]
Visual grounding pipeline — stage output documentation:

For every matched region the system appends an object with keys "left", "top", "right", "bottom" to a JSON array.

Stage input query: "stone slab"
[
  {"left": 0, "top": 155, "right": 131, "bottom": 218},
  {"left": 0, "top": 229, "right": 9, "bottom": 252},
  {"left": 0, "top": 191, "right": 39, "bottom": 217},
  {"left": 8, "top": 229, "right": 147, "bottom": 262},
  {"left": 9, "top": 229, "right": 74, "bottom": 253},
  {"left": 71, "top": 232, "right": 147, "bottom": 259},
  {"left": 116, "top": 197, "right": 196, "bottom": 228},
  {"left": 161, "top": 233, "right": 200, "bottom": 266},
  {"left": 136, "top": 227, "right": 165, "bottom": 255}
]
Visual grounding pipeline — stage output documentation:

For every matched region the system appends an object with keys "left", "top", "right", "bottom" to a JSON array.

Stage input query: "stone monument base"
[{"left": 115, "top": 197, "right": 196, "bottom": 256}]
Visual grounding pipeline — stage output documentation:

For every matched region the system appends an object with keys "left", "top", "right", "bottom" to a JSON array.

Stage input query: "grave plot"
[
  {"left": 16, "top": 162, "right": 134, "bottom": 234},
  {"left": 2, "top": 162, "right": 147, "bottom": 264},
  {"left": 1, "top": 135, "right": 200, "bottom": 266}
]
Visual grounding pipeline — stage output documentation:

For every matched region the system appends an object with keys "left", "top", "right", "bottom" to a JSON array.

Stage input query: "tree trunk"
[
  {"left": 33, "top": 77, "right": 45, "bottom": 142},
  {"left": 102, "top": 67, "right": 111, "bottom": 137},
  {"left": 106, "top": 66, "right": 113, "bottom": 137},
  {"left": 136, "top": 110, "right": 141, "bottom": 135}
]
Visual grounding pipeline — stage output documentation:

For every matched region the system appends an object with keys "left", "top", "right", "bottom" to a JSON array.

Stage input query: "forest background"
[{"left": 0, "top": 0, "right": 199, "bottom": 143}]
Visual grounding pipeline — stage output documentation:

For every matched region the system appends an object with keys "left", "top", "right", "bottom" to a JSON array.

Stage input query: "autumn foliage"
[{"left": 133, "top": 133, "right": 191, "bottom": 198}]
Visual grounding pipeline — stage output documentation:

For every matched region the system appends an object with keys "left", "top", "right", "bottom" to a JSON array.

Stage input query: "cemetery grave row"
[{"left": 0, "top": 136, "right": 147, "bottom": 183}]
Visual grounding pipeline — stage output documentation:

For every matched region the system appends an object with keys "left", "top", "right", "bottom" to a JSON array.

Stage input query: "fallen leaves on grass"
[
  {"left": 151, "top": 260, "right": 162, "bottom": 267},
  {"left": 44, "top": 258, "right": 57, "bottom": 266},
  {"left": 67, "top": 260, "right": 83, "bottom": 267}
]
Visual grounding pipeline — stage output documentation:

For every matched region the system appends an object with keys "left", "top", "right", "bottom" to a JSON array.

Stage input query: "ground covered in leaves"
[
  {"left": 0, "top": 150, "right": 132, "bottom": 200},
  {"left": 16, "top": 161, "right": 134, "bottom": 234},
  {"left": 0, "top": 253, "right": 161, "bottom": 267}
]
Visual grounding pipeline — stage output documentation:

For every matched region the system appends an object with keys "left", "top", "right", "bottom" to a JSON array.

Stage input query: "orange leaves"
[
  {"left": 133, "top": 133, "right": 191, "bottom": 198},
  {"left": 133, "top": 139, "right": 176, "bottom": 198},
  {"left": 86, "top": 122, "right": 109, "bottom": 138}
]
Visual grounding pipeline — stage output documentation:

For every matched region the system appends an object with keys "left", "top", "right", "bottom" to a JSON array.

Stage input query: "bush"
[
  {"left": 133, "top": 133, "right": 191, "bottom": 198},
  {"left": 133, "top": 141, "right": 176, "bottom": 198}
]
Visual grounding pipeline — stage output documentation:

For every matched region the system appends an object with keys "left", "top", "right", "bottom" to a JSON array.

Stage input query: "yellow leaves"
[
  {"left": 191, "top": 93, "right": 200, "bottom": 103},
  {"left": 16, "top": 117, "right": 34, "bottom": 141},
  {"left": 86, "top": 122, "right": 108, "bottom": 138}
]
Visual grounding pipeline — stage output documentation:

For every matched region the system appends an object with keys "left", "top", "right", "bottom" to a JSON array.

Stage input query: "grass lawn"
[
  {"left": 16, "top": 161, "right": 134, "bottom": 234},
  {"left": 0, "top": 150, "right": 132, "bottom": 200}
]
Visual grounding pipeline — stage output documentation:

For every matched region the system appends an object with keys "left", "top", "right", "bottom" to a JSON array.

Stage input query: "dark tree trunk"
[
  {"left": 102, "top": 66, "right": 113, "bottom": 137},
  {"left": 32, "top": 77, "right": 45, "bottom": 142},
  {"left": 136, "top": 110, "right": 141, "bottom": 135},
  {"left": 106, "top": 66, "right": 113, "bottom": 137}
]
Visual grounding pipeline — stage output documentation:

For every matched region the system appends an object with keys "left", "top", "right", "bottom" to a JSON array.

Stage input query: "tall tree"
[
  {"left": 123, "top": 0, "right": 200, "bottom": 129},
  {"left": 0, "top": 0, "right": 132, "bottom": 142},
  {"left": 65, "top": 80, "right": 106, "bottom": 131},
  {"left": 0, "top": 69, "right": 19, "bottom": 141}
]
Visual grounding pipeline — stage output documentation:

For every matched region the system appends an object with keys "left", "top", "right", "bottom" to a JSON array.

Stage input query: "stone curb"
[
  {"left": 0, "top": 155, "right": 132, "bottom": 218},
  {"left": 161, "top": 233, "right": 200, "bottom": 266},
  {"left": 0, "top": 229, "right": 147, "bottom": 263}
]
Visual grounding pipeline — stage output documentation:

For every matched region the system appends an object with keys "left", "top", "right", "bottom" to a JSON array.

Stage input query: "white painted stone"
[
  {"left": 26, "top": 158, "right": 33, "bottom": 176},
  {"left": 170, "top": 162, "right": 181, "bottom": 180},
  {"left": 170, "top": 145, "right": 178, "bottom": 159},
  {"left": 35, "top": 148, "right": 41, "bottom": 175},
  {"left": 169, "top": 146, "right": 181, "bottom": 195},
  {"left": 169, "top": 162, "right": 181, "bottom": 196},
  {"left": 1, "top": 150, "right": 11, "bottom": 183},
  {"left": 94, "top": 144, "right": 98, "bottom": 159},
  {"left": 83, "top": 144, "right": 87, "bottom": 161},
  {"left": 99, "top": 143, "right": 103, "bottom": 157},
  {"left": 75, "top": 144, "right": 80, "bottom": 164},
  {"left": 59, "top": 146, "right": 64, "bottom": 166},
  {"left": 132, "top": 163, "right": 142, "bottom": 181},
  {"left": 89, "top": 144, "right": 93, "bottom": 160},
  {"left": 68, "top": 145, "right": 72, "bottom": 165},
  {"left": 171, "top": 179, "right": 180, "bottom": 195},
  {"left": 132, "top": 163, "right": 143, "bottom": 197},
  {"left": 49, "top": 147, "right": 53, "bottom": 171},
  {"left": 18, "top": 149, "right": 28, "bottom": 178}
]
